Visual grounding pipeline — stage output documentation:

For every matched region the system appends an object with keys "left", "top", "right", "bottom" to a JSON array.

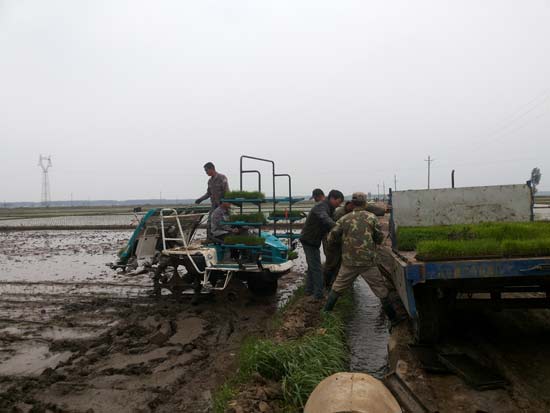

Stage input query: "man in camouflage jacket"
[
  {"left": 195, "top": 162, "right": 229, "bottom": 208},
  {"left": 324, "top": 192, "right": 396, "bottom": 321},
  {"left": 323, "top": 201, "right": 355, "bottom": 289}
]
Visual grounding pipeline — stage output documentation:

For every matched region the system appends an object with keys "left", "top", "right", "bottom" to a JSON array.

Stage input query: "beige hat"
[
  {"left": 352, "top": 192, "right": 367, "bottom": 204},
  {"left": 304, "top": 372, "right": 401, "bottom": 413}
]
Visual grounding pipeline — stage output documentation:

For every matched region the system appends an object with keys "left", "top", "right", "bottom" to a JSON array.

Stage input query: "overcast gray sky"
[{"left": 1, "top": 0, "right": 549, "bottom": 202}]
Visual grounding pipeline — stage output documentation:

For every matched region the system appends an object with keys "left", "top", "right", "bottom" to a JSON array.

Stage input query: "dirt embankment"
[
  {"left": 388, "top": 309, "right": 550, "bottom": 413},
  {"left": 225, "top": 296, "right": 326, "bottom": 413}
]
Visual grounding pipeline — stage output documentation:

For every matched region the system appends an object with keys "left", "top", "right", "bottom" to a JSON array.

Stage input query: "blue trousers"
[{"left": 302, "top": 242, "right": 323, "bottom": 299}]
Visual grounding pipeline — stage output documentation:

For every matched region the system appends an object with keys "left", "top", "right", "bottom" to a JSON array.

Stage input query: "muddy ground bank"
[
  {"left": 388, "top": 308, "right": 550, "bottom": 412},
  {"left": 0, "top": 273, "right": 303, "bottom": 413},
  {"left": 0, "top": 229, "right": 303, "bottom": 412}
]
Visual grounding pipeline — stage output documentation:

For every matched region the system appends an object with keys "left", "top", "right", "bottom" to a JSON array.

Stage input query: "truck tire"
[
  {"left": 413, "top": 284, "right": 441, "bottom": 344},
  {"left": 247, "top": 272, "right": 278, "bottom": 296}
]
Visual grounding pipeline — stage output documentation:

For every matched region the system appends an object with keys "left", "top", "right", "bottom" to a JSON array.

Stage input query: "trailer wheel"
[
  {"left": 247, "top": 272, "right": 278, "bottom": 296},
  {"left": 413, "top": 285, "right": 441, "bottom": 344}
]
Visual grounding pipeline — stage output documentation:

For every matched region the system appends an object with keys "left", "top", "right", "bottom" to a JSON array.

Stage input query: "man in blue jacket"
[{"left": 300, "top": 189, "right": 344, "bottom": 299}]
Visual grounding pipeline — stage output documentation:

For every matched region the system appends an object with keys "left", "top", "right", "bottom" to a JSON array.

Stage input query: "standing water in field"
[{"left": 347, "top": 277, "right": 390, "bottom": 378}]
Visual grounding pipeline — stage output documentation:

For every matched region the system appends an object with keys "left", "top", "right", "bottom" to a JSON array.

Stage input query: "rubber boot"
[{"left": 323, "top": 290, "right": 340, "bottom": 312}]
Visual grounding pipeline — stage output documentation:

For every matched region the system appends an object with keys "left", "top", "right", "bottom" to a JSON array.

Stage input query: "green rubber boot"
[{"left": 323, "top": 290, "right": 340, "bottom": 312}]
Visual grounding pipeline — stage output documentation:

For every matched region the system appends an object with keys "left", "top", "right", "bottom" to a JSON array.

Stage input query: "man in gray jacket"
[
  {"left": 300, "top": 189, "right": 344, "bottom": 299},
  {"left": 195, "top": 162, "right": 230, "bottom": 240}
]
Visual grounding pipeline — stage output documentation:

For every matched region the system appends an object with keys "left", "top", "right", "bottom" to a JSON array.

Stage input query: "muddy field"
[
  {"left": 0, "top": 230, "right": 302, "bottom": 412},
  {"left": 4, "top": 226, "right": 550, "bottom": 412}
]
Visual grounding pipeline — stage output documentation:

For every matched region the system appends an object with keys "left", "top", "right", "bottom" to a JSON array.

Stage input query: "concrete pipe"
[{"left": 304, "top": 372, "right": 401, "bottom": 413}]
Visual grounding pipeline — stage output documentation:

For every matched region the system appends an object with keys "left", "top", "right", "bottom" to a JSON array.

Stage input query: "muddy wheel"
[
  {"left": 247, "top": 272, "right": 278, "bottom": 296},
  {"left": 413, "top": 284, "right": 442, "bottom": 344}
]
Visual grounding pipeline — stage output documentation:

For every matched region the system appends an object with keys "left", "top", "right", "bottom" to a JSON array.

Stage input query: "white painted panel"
[
  {"left": 392, "top": 184, "right": 532, "bottom": 228},
  {"left": 136, "top": 236, "right": 159, "bottom": 259}
]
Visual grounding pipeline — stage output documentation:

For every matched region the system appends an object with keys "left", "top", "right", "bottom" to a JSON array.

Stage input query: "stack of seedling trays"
[
  {"left": 221, "top": 212, "right": 267, "bottom": 228},
  {"left": 268, "top": 209, "right": 306, "bottom": 222},
  {"left": 218, "top": 191, "right": 267, "bottom": 264},
  {"left": 221, "top": 190, "right": 266, "bottom": 206},
  {"left": 264, "top": 196, "right": 305, "bottom": 204},
  {"left": 222, "top": 234, "right": 266, "bottom": 249},
  {"left": 396, "top": 222, "right": 550, "bottom": 262},
  {"left": 268, "top": 210, "right": 305, "bottom": 241}
]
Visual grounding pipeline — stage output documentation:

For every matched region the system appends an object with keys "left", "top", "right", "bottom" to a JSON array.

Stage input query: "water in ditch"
[{"left": 347, "top": 276, "right": 390, "bottom": 379}]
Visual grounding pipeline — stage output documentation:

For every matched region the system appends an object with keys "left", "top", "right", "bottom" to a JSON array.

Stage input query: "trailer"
[{"left": 379, "top": 183, "right": 550, "bottom": 343}]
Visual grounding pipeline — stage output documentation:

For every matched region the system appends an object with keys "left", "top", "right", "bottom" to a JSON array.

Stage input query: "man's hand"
[{"left": 195, "top": 199, "right": 201, "bottom": 204}]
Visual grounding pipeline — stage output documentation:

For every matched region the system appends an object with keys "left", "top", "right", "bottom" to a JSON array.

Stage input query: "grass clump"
[
  {"left": 223, "top": 235, "right": 266, "bottom": 246},
  {"left": 213, "top": 288, "right": 353, "bottom": 413},
  {"left": 224, "top": 190, "right": 265, "bottom": 200},
  {"left": 238, "top": 294, "right": 352, "bottom": 410},
  {"left": 212, "top": 383, "right": 238, "bottom": 413},
  {"left": 228, "top": 212, "right": 267, "bottom": 224}
]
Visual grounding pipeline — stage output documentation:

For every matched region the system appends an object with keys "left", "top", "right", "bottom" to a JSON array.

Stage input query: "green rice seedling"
[
  {"left": 224, "top": 190, "right": 265, "bottom": 200},
  {"left": 398, "top": 222, "right": 550, "bottom": 251},
  {"left": 471, "top": 222, "right": 550, "bottom": 241},
  {"left": 501, "top": 238, "right": 550, "bottom": 257},
  {"left": 223, "top": 235, "right": 266, "bottom": 246},
  {"left": 269, "top": 210, "right": 306, "bottom": 219},
  {"left": 397, "top": 226, "right": 465, "bottom": 251},
  {"left": 416, "top": 239, "right": 503, "bottom": 261},
  {"left": 227, "top": 212, "right": 266, "bottom": 224},
  {"left": 287, "top": 250, "right": 299, "bottom": 260}
]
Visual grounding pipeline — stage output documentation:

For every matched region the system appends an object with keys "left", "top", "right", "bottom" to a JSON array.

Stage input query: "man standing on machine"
[{"left": 195, "top": 162, "right": 230, "bottom": 239}]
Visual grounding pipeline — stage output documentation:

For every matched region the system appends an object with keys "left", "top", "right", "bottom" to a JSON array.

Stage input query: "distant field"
[
  {"left": 0, "top": 205, "right": 141, "bottom": 221},
  {"left": 536, "top": 196, "right": 550, "bottom": 205},
  {"left": 0, "top": 201, "right": 316, "bottom": 229},
  {"left": 0, "top": 201, "right": 315, "bottom": 220}
]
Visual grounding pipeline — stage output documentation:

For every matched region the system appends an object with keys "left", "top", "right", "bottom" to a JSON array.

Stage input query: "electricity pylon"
[{"left": 38, "top": 155, "right": 53, "bottom": 207}]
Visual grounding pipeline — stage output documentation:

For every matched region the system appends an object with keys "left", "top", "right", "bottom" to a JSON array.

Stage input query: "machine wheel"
[
  {"left": 413, "top": 284, "right": 442, "bottom": 344},
  {"left": 247, "top": 272, "right": 278, "bottom": 296}
]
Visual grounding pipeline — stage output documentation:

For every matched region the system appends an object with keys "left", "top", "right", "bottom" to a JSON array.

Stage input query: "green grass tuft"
[
  {"left": 287, "top": 251, "right": 299, "bottom": 260},
  {"left": 213, "top": 289, "right": 353, "bottom": 413},
  {"left": 224, "top": 190, "right": 265, "bottom": 200},
  {"left": 228, "top": 212, "right": 267, "bottom": 224},
  {"left": 212, "top": 383, "right": 238, "bottom": 413},
  {"left": 238, "top": 293, "right": 352, "bottom": 409},
  {"left": 223, "top": 235, "right": 266, "bottom": 246}
]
